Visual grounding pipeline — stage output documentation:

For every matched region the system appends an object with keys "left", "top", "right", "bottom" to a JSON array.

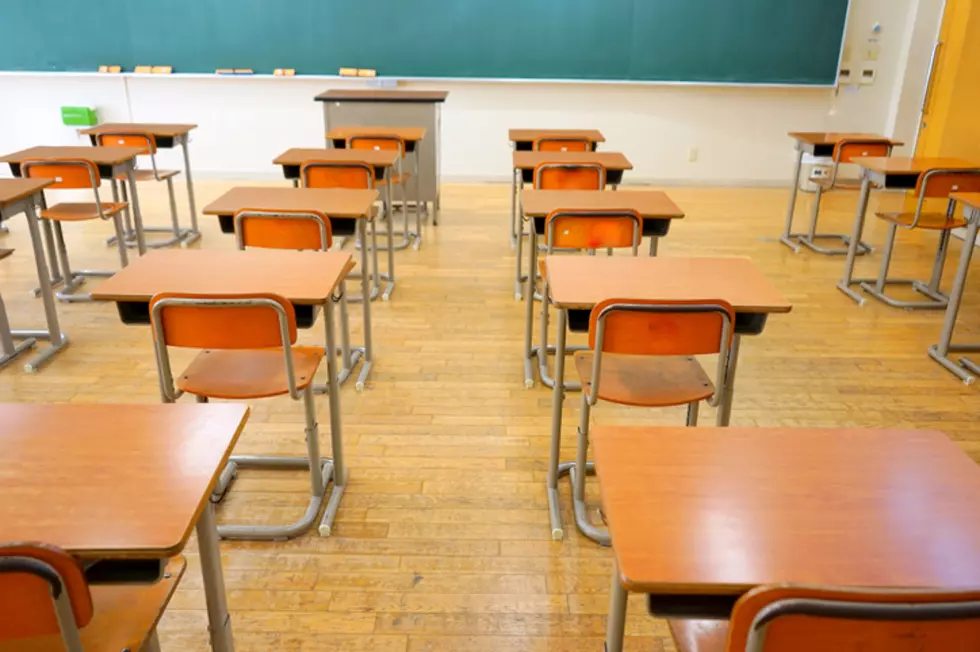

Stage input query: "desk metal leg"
[
  {"left": 779, "top": 148, "right": 804, "bottom": 253},
  {"left": 514, "top": 172, "right": 525, "bottom": 300},
  {"left": 196, "top": 502, "right": 234, "bottom": 652},
  {"left": 413, "top": 149, "right": 423, "bottom": 249},
  {"left": 836, "top": 177, "right": 874, "bottom": 304},
  {"left": 19, "top": 200, "right": 69, "bottom": 371},
  {"left": 928, "top": 215, "right": 980, "bottom": 383},
  {"left": 126, "top": 166, "right": 148, "bottom": 255},
  {"left": 510, "top": 166, "right": 518, "bottom": 248},
  {"left": 318, "top": 295, "right": 348, "bottom": 536},
  {"left": 180, "top": 136, "right": 202, "bottom": 243},
  {"left": 716, "top": 334, "right": 742, "bottom": 427},
  {"left": 546, "top": 308, "right": 569, "bottom": 540},
  {"left": 359, "top": 220, "right": 375, "bottom": 384},
  {"left": 523, "top": 227, "right": 537, "bottom": 387},
  {"left": 604, "top": 562, "right": 628, "bottom": 652},
  {"left": 374, "top": 172, "right": 396, "bottom": 301}
]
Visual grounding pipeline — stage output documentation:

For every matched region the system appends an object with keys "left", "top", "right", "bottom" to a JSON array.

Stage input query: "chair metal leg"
[
  {"left": 928, "top": 216, "right": 980, "bottom": 383},
  {"left": 570, "top": 392, "right": 610, "bottom": 545},
  {"left": 50, "top": 222, "right": 110, "bottom": 303},
  {"left": 860, "top": 224, "right": 950, "bottom": 310},
  {"left": 798, "top": 184, "right": 873, "bottom": 256},
  {"left": 0, "top": 294, "right": 36, "bottom": 369},
  {"left": 686, "top": 401, "right": 700, "bottom": 426}
]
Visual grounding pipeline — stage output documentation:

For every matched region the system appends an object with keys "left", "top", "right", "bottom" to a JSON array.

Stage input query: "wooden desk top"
[
  {"left": 509, "top": 129, "right": 606, "bottom": 143},
  {"left": 952, "top": 193, "right": 980, "bottom": 213},
  {"left": 202, "top": 187, "right": 378, "bottom": 218},
  {"left": 593, "top": 426, "right": 980, "bottom": 594},
  {"left": 327, "top": 126, "right": 427, "bottom": 142},
  {"left": 787, "top": 132, "right": 898, "bottom": 146},
  {"left": 855, "top": 156, "right": 980, "bottom": 174},
  {"left": 80, "top": 123, "right": 197, "bottom": 137},
  {"left": 273, "top": 147, "right": 399, "bottom": 168},
  {"left": 0, "top": 403, "right": 248, "bottom": 559},
  {"left": 521, "top": 189, "right": 684, "bottom": 219},
  {"left": 0, "top": 145, "right": 145, "bottom": 165},
  {"left": 513, "top": 151, "right": 633, "bottom": 171},
  {"left": 0, "top": 178, "right": 53, "bottom": 206},
  {"left": 315, "top": 89, "right": 448, "bottom": 103},
  {"left": 544, "top": 256, "right": 791, "bottom": 313},
  {"left": 91, "top": 249, "right": 355, "bottom": 305}
]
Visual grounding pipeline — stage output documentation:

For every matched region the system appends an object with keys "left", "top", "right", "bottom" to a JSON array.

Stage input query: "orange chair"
[
  {"left": 667, "top": 584, "right": 980, "bottom": 652},
  {"left": 95, "top": 130, "right": 195, "bottom": 248},
  {"left": 21, "top": 158, "right": 129, "bottom": 302},
  {"left": 524, "top": 209, "right": 642, "bottom": 389},
  {"left": 299, "top": 159, "right": 387, "bottom": 300},
  {"left": 532, "top": 136, "right": 592, "bottom": 152},
  {"left": 860, "top": 169, "right": 980, "bottom": 309},
  {"left": 233, "top": 208, "right": 364, "bottom": 389},
  {"left": 348, "top": 134, "right": 422, "bottom": 250},
  {"left": 0, "top": 542, "right": 184, "bottom": 651},
  {"left": 571, "top": 298, "right": 734, "bottom": 544},
  {"left": 150, "top": 291, "right": 342, "bottom": 540},
  {"left": 794, "top": 138, "right": 894, "bottom": 255},
  {"left": 514, "top": 161, "right": 609, "bottom": 301}
]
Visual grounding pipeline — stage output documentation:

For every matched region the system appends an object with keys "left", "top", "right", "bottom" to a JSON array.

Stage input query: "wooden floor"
[{"left": 2, "top": 180, "right": 980, "bottom": 651}]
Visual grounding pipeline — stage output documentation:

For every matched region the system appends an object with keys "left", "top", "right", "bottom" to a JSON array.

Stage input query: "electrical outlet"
[{"left": 688, "top": 147, "right": 699, "bottom": 163}]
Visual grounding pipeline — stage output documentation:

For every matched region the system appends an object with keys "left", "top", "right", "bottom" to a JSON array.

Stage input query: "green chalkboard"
[{"left": 0, "top": 0, "right": 849, "bottom": 85}]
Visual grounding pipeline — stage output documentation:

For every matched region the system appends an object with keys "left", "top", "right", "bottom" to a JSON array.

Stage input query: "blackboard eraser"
[
  {"left": 234, "top": 69, "right": 254, "bottom": 75},
  {"left": 151, "top": 66, "right": 172, "bottom": 74},
  {"left": 274, "top": 68, "right": 296, "bottom": 76},
  {"left": 339, "top": 67, "right": 358, "bottom": 77},
  {"left": 216, "top": 69, "right": 235, "bottom": 75},
  {"left": 134, "top": 65, "right": 152, "bottom": 74},
  {"left": 357, "top": 69, "right": 377, "bottom": 77},
  {"left": 98, "top": 65, "right": 122, "bottom": 73}
]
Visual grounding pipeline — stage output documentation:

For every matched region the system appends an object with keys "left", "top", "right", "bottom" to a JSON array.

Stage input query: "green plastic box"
[{"left": 60, "top": 106, "right": 98, "bottom": 126}]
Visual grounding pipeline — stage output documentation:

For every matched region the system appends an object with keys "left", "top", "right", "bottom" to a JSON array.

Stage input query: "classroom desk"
[
  {"left": 0, "top": 178, "right": 68, "bottom": 371},
  {"left": 0, "top": 402, "right": 250, "bottom": 652},
  {"left": 592, "top": 426, "right": 980, "bottom": 652},
  {"left": 82, "top": 122, "right": 202, "bottom": 246},
  {"left": 315, "top": 89, "right": 447, "bottom": 218},
  {"left": 512, "top": 151, "right": 634, "bottom": 300},
  {"left": 929, "top": 192, "right": 980, "bottom": 383},
  {"left": 0, "top": 145, "right": 150, "bottom": 255},
  {"left": 327, "top": 126, "right": 429, "bottom": 247},
  {"left": 780, "top": 132, "right": 899, "bottom": 253},
  {"left": 274, "top": 147, "right": 403, "bottom": 293},
  {"left": 836, "top": 156, "right": 980, "bottom": 304},
  {"left": 543, "top": 256, "right": 791, "bottom": 543},
  {"left": 201, "top": 187, "right": 378, "bottom": 389},
  {"left": 519, "top": 189, "right": 685, "bottom": 388},
  {"left": 507, "top": 130, "right": 606, "bottom": 247}
]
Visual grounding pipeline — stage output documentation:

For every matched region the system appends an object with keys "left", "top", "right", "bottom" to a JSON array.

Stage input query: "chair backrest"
[
  {"left": 532, "top": 136, "right": 592, "bottom": 152},
  {"left": 234, "top": 209, "right": 332, "bottom": 251},
  {"left": 533, "top": 162, "right": 606, "bottom": 190},
  {"left": 0, "top": 542, "right": 92, "bottom": 648},
  {"left": 832, "top": 139, "right": 893, "bottom": 165},
  {"left": 21, "top": 158, "right": 101, "bottom": 190},
  {"left": 301, "top": 160, "right": 374, "bottom": 190},
  {"left": 95, "top": 130, "right": 157, "bottom": 155},
  {"left": 728, "top": 584, "right": 980, "bottom": 652},
  {"left": 916, "top": 169, "right": 980, "bottom": 199},
  {"left": 545, "top": 209, "right": 642, "bottom": 252},
  {"left": 347, "top": 135, "right": 406, "bottom": 156}
]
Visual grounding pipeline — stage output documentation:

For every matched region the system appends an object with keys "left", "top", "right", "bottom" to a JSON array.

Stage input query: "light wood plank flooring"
[{"left": 1, "top": 180, "right": 979, "bottom": 651}]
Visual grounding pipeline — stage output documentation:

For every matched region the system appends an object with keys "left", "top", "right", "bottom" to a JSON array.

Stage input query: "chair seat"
[
  {"left": 813, "top": 177, "right": 864, "bottom": 190},
  {"left": 573, "top": 352, "right": 714, "bottom": 407},
  {"left": 667, "top": 619, "right": 730, "bottom": 652},
  {"left": 114, "top": 169, "right": 180, "bottom": 182},
  {"left": 377, "top": 172, "right": 410, "bottom": 186},
  {"left": 176, "top": 347, "right": 324, "bottom": 400},
  {"left": 4, "top": 556, "right": 185, "bottom": 652},
  {"left": 875, "top": 211, "right": 968, "bottom": 230},
  {"left": 40, "top": 202, "right": 127, "bottom": 222}
]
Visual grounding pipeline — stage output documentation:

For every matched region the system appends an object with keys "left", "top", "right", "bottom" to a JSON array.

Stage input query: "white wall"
[{"left": 0, "top": 0, "right": 940, "bottom": 185}]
